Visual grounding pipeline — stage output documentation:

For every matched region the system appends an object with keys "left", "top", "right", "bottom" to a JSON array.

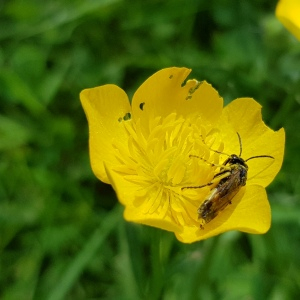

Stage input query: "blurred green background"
[{"left": 1, "top": 0, "right": 300, "bottom": 299}]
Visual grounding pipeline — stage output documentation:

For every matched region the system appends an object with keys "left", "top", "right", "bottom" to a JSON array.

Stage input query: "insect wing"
[{"left": 198, "top": 167, "right": 244, "bottom": 225}]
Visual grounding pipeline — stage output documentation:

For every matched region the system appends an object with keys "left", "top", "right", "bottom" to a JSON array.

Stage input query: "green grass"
[{"left": 1, "top": 0, "right": 300, "bottom": 299}]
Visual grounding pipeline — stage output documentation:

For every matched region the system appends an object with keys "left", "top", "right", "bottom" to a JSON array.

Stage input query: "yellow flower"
[
  {"left": 80, "top": 67, "right": 285, "bottom": 243},
  {"left": 276, "top": 0, "right": 300, "bottom": 40}
]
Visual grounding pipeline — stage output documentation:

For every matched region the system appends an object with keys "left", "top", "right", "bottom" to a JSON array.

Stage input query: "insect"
[{"left": 183, "top": 132, "right": 274, "bottom": 229}]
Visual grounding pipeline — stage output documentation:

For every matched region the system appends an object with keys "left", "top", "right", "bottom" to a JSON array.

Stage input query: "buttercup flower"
[
  {"left": 80, "top": 67, "right": 285, "bottom": 243},
  {"left": 276, "top": 0, "right": 300, "bottom": 40}
]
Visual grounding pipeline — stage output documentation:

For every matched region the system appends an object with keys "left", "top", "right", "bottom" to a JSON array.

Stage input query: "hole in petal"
[
  {"left": 186, "top": 80, "right": 203, "bottom": 100},
  {"left": 118, "top": 112, "right": 132, "bottom": 122},
  {"left": 139, "top": 102, "right": 145, "bottom": 111},
  {"left": 123, "top": 112, "right": 131, "bottom": 121},
  {"left": 181, "top": 79, "right": 187, "bottom": 87}
]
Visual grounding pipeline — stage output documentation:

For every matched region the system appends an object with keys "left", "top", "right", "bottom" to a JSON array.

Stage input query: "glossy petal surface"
[
  {"left": 218, "top": 98, "right": 285, "bottom": 188},
  {"left": 176, "top": 185, "right": 270, "bottom": 243},
  {"left": 80, "top": 85, "right": 131, "bottom": 183}
]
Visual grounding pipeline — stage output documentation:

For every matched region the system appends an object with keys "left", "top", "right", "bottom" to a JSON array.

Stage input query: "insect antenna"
[
  {"left": 245, "top": 155, "right": 274, "bottom": 162},
  {"left": 236, "top": 132, "right": 274, "bottom": 161},
  {"left": 200, "top": 135, "right": 231, "bottom": 157},
  {"left": 236, "top": 132, "right": 242, "bottom": 157}
]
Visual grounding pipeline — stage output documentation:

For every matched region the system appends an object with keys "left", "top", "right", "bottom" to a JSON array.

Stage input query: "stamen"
[{"left": 112, "top": 112, "right": 223, "bottom": 228}]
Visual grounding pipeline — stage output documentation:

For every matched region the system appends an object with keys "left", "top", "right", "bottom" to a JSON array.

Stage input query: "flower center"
[{"left": 113, "top": 112, "right": 223, "bottom": 227}]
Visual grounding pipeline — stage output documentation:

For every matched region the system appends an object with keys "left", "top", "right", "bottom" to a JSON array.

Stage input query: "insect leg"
[
  {"left": 181, "top": 182, "right": 213, "bottom": 190},
  {"left": 189, "top": 154, "right": 229, "bottom": 169},
  {"left": 182, "top": 171, "right": 231, "bottom": 190},
  {"left": 200, "top": 135, "right": 231, "bottom": 157}
]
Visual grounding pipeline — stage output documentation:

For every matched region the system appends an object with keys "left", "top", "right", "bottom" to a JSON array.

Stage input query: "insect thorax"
[{"left": 225, "top": 154, "right": 248, "bottom": 169}]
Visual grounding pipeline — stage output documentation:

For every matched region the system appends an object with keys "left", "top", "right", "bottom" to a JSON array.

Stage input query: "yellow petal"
[
  {"left": 175, "top": 185, "right": 270, "bottom": 243},
  {"left": 80, "top": 85, "right": 131, "bottom": 183},
  {"left": 276, "top": 0, "right": 300, "bottom": 40},
  {"left": 219, "top": 98, "right": 285, "bottom": 187},
  {"left": 124, "top": 206, "right": 182, "bottom": 233},
  {"left": 131, "top": 67, "right": 223, "bottom": 133},
  {"left": 105, "top": 163, "right": 182, "bottom": 233}
]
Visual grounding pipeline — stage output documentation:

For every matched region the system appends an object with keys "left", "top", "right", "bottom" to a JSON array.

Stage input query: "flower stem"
[
  {"left": 148, "top": 228, "right": 164, "bottom": 300},
  {"left": 187, "top": 236, "right": 220, "bottom": 300}
]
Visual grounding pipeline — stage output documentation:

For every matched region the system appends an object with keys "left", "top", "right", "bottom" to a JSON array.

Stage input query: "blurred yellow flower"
[
  {"left": 276, "top": 0, "right": 300, "bottom": 40},
  {"left": 80, "top": 67, "right": 285, "bottom": 243}
]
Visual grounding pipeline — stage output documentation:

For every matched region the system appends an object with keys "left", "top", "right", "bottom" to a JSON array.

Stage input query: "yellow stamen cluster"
[{"left": 112, "top": 112, "right": 223, "bottom": 227}]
